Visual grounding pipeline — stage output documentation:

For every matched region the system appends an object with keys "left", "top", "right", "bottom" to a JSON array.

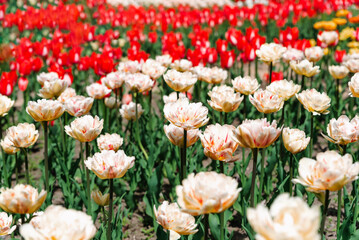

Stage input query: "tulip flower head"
[
  {"left": 296, "top": 89, "right": 331, "bottom": 115},
  {"left": 91, "top": 190, "right": 110, "bottom": 206},
  {"left": 293, "top": 150, "right": 359, "bottom": 193},
  {"left": 232, "top": 118, "right": 282, "bottom": 149},
  {"left": 164, "top": 98, "right": 209, "bottom": 130},
  {"left": 97, "top": 133, "right": 123, "bottom": 151},
  {"left": 0, "top": 94, "right": 14, "bottom": 117},
  {"left": 329, "top": 65, "right": 349, "bottom": 79},
  {"left": 247, "top": 193, "right": 320, "bottom": 240},
  {"left": 65, "top": 96, "right": 94, "bottom": 117},
  {"left": 57, "top": 88, "right": 76, "bottom": 103},
  {"left": 156, "top": 55, "right": 172, "bottom": 67},
  {"left": 26, "top": 99, "right": 65, "bottom": 122},
  {"left": 255, "top": 43, "right": 287, "bottom": 64},
  {"left": 86, "top": 83, "right": 112, "bottom": 99},
  {"left": 142, "top": 59, "right": 167, "bottom": 80},
  {"left": 249, "top": 89, "right": 284, "bottom": 113},
  {"left": 85, "top": 150, "right": 135, "bottom": 179},
  {"left": 164, "top": 124, "right": 199, "bottom": 148},
  {"left": 349, "top": 73, "right": 359, "bottom": 97},
  {"left": 0, "top": 184, "right": 46, "bottom": 214},
  {"left": 125, "top": 73, "right": 154, "bottom": 93},
  {"left": 120, "top": 101, "right": 144, "bottom": 120},
  {"left": 266, "top": 80, "right": 301, "bottom": 101},
  {"left": 6, "top": 123, "right": 39, "bottom": 148},
  {"left": 290, "top": 59, "right": 320, "bottom": 77},
  {"left": 282, "top": 128, "right": 310, "bottom": 154},
  {"left": 38, "top": 76, "right": 68, "bottom": 99},
  {"left": 101, "top": 71, "right": 125, "bottom": 90},
  {"left": 65, "top": 115, "right": 103, "bottom": 142},
  {"left": 117, "top": 60, "right": 142, "bottom": 74},
  {"left": 323, "top": 115, "right": 359, "bottom": 145},
  {"left": 163, "top": 92, "right": 187, "bottom": 104},
  {"left": 170, "top": 59, "right": 193, "bottom": 72},
  {"left": 208, "top": 85, "right": 243, "bottom": 113},
  {"left": 154, "top": 201, "right": 198, "bottom": 240},
  {"left": 0, "top": 136, "right": 20, "bottom": 155},
  {"left": 163, "top": 69, "right": 197, "bottom": 92},
  {"left": 176, "top": 171, "right": 241, "bottom": 216},
  {"left": 304, "top": 46, "right": 324, "bottom": 62},
  {"left": 343, "top": 59, "right": 359, "bottom": 73},
  {"left": 282, "top": 48, "right": 304, "bottom": 63},
  {"left": 232, "top": 76, "right": 260, "bottom": 95},
  {"left": 20, "top": 205, "right": 96, "bottom": 240},
  {"left": 0, "top": 212, "right": 16, "bottom": 236}
]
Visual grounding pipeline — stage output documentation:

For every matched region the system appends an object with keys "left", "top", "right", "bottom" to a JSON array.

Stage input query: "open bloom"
[
  {"left": 38, "top": 77, "right": 68, "bottom": 99},
  {"left": 247, "top": 193, "right": 320, "bottom": 240},
  {"left": 343, "top": 59, "right": 359, "bottom": 73},
  {"left": 101, "top": 71, "right": 125, "bottom": 90},
  {"left": 208, "top": 85, "right": 243, "bottom": 113},
  {"left": 0, "top": 212, "right": 16, "bottom": 236},
  {"left": 91, "top": 190, "right": 109, "bottom": 206},
  {"left": 6, "top": 123, "right": 39, "bottom": 148},
  {"left": 318, "top": 31, "right": 339, "bottom": 47},
  {"left": 293, "top": 151, "right": 359, "bottom": 192},
  {"left": 164, "top": 124, "right": 199, "bottom": 148},
  {"left": 117, "top": 60, "right": 142, "bottom": 74},
  {"left": 323, "top": 115, "right": 359, "bottom": 145},
  {"left": 26, "top": 99, "right": 65, "bottom": 122},
  {"left": 329, "top": 65, "right": 349, "bottom": 79},
  {"left": 86, "top": 83, "right": 111, "bottom": 99},
  {"left": 125, "top": 73, "right": 154, "bottom": 93},
  {"left": 163, "top": 92, "right": 187, "bottom": 104},
  {"left": 156, "top": 55, "right": 172, "bottom": 67},
  {"left": 176, "top": 172, "right": 241, "bottom": 216},
  {"left": 0, "top": 136, "right": 20, "bottom": 155},
  {"left": 290, "top": 59, "right": 320, "bottom": 77},
  {"left": 0, "top": 95, "right": 14, "bottom": 117},
  {"left": 232, "top": 76, "right": 260, "bottom": 95},
  {"left": 170, "top": 59, "right": 192, "bottom": 72},
  {"left": 304, "top": 46, "right": 324, "bottom": 62},
  {"left": 20, "top": 205, "right": 96, "bottom": 240},
  {"left": 154, "top": 201, "right": 198, "bottom": 240},
  {"left": 65, "top": 96, "right": 94, "bottom": 117},
  {"left": 207, "top": 67, "right": 228, "bottom": 84},
  {"left": 232, "top": 118, "right": 281, "bottom": 149},
  {"left": 296, "top": 89, "right": 331, "bottom": 115},
  {"left": 282, "top": 48, "right": 304, "bottom": 63},
  {"left": 85, "top": 150, "right": 135, "bottom": 179},
  {"left": 57, "top": 88, "right": 76, "bottom": 103},
  {"left": 65, "top": 115, "right": 103, "bottom": 142},
  {"left": 163, "top": 70, "right": 197, "bottom": 92},
  {"left": 120, "top": 101, "right": 144, "bottom": 120},
  {"left": 142, "top": 59, "right": 167, "bottom": 80},
  {"left": 255, "top": 43, "right": 286, "bottom": 64},
  {"left": 282, "top": 128, "right": 310, "bottom": 154},
  {"left": 266, "top": 80, "right": 301, "bottom": 101},
  {"left": 0, "top": 185, "right": 46, "bottom": 214},
  {"left": 200, "top": 124, "right": 239, "bottom": 162},
  {"left": 349, "top": 73, "right": 359, "bottom": 97},
  {"left": 37, "top": 72, "right": 60, "bottom": 86},
  {"left": 164, "top": 98, "right": 209, "bottom": 130},
  {"left": 249, "top": 89, "right": 284, "bottom": 113},
  {"left": 97, "top": 133, "right": 123, "bottom": 151}
]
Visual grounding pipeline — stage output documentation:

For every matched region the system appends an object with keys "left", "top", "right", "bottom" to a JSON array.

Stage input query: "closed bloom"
[
  {"left": 37, "top": 72, "right": 60, "bottom": 86},
  {"left": 247, "top": 193, "right": 320, "bottom": 240},
  {"left": 125, "top": 73, "right": 154, "bottom": 93},
  {"left": 323, "top": 115, "right": 359, "bottom": 145},
  {"left": 6, "top": 123, "right": 39, "bottom": 148},
  {"left": 329, "top": 65, "right": 349, "bottom": 79},
  {"left": 318, "top": 31, "right": 339, "bottom": 48},
  {"left": 57, "top": 88, "right": 76, "bottom": 103},
  {"left": 91, "top": 190, "right": 109, "bottom": 206},
  {"left": 290, "top": 59, "right": 320, "bottom": 77},
  {"left": 232, "top": 76, "right": 260, "bottom": 95},
  {"left": 282, "top": 48, "right": 304, "bottom": 63},
  {"left": 249, "top": 89, "right": 284, "bottom": 113},
  {"left": 20, "top": 205, "right": 96, "bottom": 240},
  {"left": 85, "top": 150, "right": 135, "bottom": 179},
  {"left": 97, "top": 133, "right": 123, "bottom": 151},
  {"left": 293, "top": 150, "right": 359, "bottom": 192},
  {"left": 305, "top": 46, "right": 324, "bottom": 62},
  {"left": 255, "top": 43, "right": 286, "bottom": 64},
  {"left": 0, "top": 94, "right": 14, "bottom": 117},
  {"left": 104, "top": 97, "right": 120, "bottom": 109},
  {"left": 26, "top": 99, "right": 65, "bottom": 122},
  {"left": 65, "top": 96, "right": 94, "bottom": 117},
  {"left": 120, "top": 101, "right": 144, "bottom": 120},
  {"left": 200, "top": 124, "right": 239, "bottom": 162},
  {"left": 65, "top": 115, "right": 103, "bottom": 142},
  {"left": 102, "top": 71, "right": 125, "bottom": 90},
  {"left": 208, "top": 85, "right": 243, "bottom": 113},
  {"left": 349, "top": 73, "right": 359, "bottom": 97},
  {"left": 0, "top": 212, "right": 16, "bottom": 236},
  {"left": 296, "top": 89, "right": 331, "bottom": 115},
  {"left": 163, "top": 92, "right": 187, "bottom": 104},
  {"left": 164, "top": 98, "right": 209, "bottom": 130},
  {"left": 170, "top": 59, "right": 193, "bottom": 72},
  {"left": 232, "top": 118, "right": 281, "bottom": 149},
  {"left": 0, "top": 136, "right": 20, "bottom": 155},
  {"left": 343, "top": 59, "right": 359, "bottom": 73},
  {"left": 86, "top": 83, "right": 111, "bottom": 99},
  {"left": 164, "top": 124, "right": 199, "bottom": 148},
  {"left": 142, "top": 59, "right": 167, "bottom": 80},
  {"left": 176, "top": 172, "right": 241, "bottom": 216},
  {"left": 267, "top": 80, "right": 301, "bottom": 101},
  {"left": 282, "top": 128, "right": 310, "bottom": 154},
  {"left": 154, "top": 201, "right": 198, "bottom": 240},
  {"left": 38, "top": 77, "right": 68, "bottom": 99},
  {"left": 0, "top": 184, "right": 46, "bottom": 214},
  {"left": 163, "top": 70, "right": 197, "bottom": 92}
]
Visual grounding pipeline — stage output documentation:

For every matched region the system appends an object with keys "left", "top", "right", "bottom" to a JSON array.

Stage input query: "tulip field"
[{"left": 3, "top": 0, "right": 359, "bottom": 239}]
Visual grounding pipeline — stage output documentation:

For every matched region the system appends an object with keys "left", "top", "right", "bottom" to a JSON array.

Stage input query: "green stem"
[
  {"left": 148, "top": 90, "right": 152, "bottom": 115},
  {"left": 242, "top": 96, "right": 246, "bottom": 121},
  {"left": 134, "top": 92, "right": 149, "bottom": 160},
  {"left": 43, "top": 122, "right": 49, "bottom": 192},
  {"left": 250, "top": 148, "right": 258, "bottom": 207},
  {"left": 269, "top": 62, "right": 273, "bottom": 84},
  {"left": 309, "top": 113, "right": 314, "bottom": 158},
  {"left": 337, "top": 189, "right": 342, "bottom": 234},
  {"left": 15, "top": 152, "right": 18, "bottom": 184},
  {"left": 204, "top": 214, "right": 209, "bottom": 240},
  {"left": 258, "top": 149, "right": 265, "bottom": 203},
  {"left": 180, "top": 129, "right": 187, "bottom": 182},
  {"left": 107, "top": 179, "right": 114, "bottom": 240},
  {"left": 102, "top": 206, "right": 107, "bottom": 226},
  {"left": 336, "top": 78, "right": 340, "bottom": 117},
  {"left": 1, "top": 147, "right": 8, "bottom": 187},
  {"left": 301, "top": 75, "right": 305, "bottom": 90},
  {"left": 289, "top": 153, "right": 294, "bottom": 196},
  {"left": 320, "top": 190, "right": 330, "bottom": 238},
  {"left": 21, "top": 148, "right": 29, "bottom": 184},
  {"left": 248, "top": 62, "right": 251, "bottom": 77},
  {"left": 85, "top": 142, "right": 92, "bottom": 215},
  {"left": 219, "top": 161, "right": 225, "bottom": 240}
]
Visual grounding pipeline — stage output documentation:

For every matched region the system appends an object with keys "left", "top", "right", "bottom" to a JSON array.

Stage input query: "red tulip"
[
  {"left": 220, "top": 50, "right": 236, "bottom": 69},
  {"left": 18, "top": 76, "right": 28, "bottom": 91},
  {"left": 216, "top": 39, "right": 228, "bottom": 54},
  {"left": 206, "top": 48, "right": 218, "bottom": 64},
  {"left": 335, "top": 50, "right": 346, "bottom": 63}
]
